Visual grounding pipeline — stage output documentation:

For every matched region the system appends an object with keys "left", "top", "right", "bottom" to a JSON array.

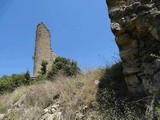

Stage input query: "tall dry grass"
[
  {"left": 0, "top": 65, "right": 157, "bottom": 120},
  {"left": 0, "top": 69, "right": 103, "bottom": 119}
]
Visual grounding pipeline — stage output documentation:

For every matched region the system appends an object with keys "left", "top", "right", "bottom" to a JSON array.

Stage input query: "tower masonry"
[
  {"left": 33, "top": 22, "right": 56, "bottom": 77},
  {"left": 106, "top": 0, "right": 160, "bottom": 95}
]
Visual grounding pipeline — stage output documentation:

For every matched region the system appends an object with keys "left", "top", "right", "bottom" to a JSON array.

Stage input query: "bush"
[
  {"left": 24, "top": 69, "right": 30, "bottom": 81},
  {"left": 0, "top": 76, "right": 14, "bottom": 93},
  {"left": 47, "top": 57, "right": 80, "bottom": 79},
  {"left": 41, "top": 60, "right": 48, "bottom": 75},
  {"left": 0, "top": 70, "right": 32, "bottom": 94}
]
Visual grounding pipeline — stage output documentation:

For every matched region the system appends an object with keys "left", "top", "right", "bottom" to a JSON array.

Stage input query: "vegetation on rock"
[
  {"left": 40, "top": 60, "right": 48, "bottom": 75},
  {"left": 0, "top": 70, "right": 32, "bottom": 94}
]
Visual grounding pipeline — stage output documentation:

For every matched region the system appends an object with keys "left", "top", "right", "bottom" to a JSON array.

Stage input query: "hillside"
[
  {"left": 0, "top": 68, "right": 103, "bottom": 120},
  {"left": 1, "top": 63, "right": 160, "bottom": 120}
]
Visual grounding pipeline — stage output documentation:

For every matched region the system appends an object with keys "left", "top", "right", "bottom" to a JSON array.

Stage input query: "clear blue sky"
[{"left": 0, "top": 0, "right": 119, "bottom": 76}]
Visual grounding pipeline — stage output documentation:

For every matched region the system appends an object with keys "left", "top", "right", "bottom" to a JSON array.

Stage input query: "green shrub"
[
  {"left": 41, "top": 60, "right": 48, "bottom": 75},
  {"left": 11, "top": 74, "right": 25, "bottom": 87},
  {"left": 35, "top": 74, "right": 47, "bottom": 82},
  {"left": 47, "top": 57, "right": 80, "bottom": 79},
  {"left": 0, "top": 76, "right": 14, "bottom": 93},
  {"left": 0, "top": 70, "right": 32, "bottom": 94},
  {"left": 24, "top": 69, "right": 30, "bottom": 81}
]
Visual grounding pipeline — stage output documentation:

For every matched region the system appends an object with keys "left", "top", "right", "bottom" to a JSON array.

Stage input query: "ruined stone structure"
[
  {"left": 33, "top": 22, "right": 56, "bottom": 77},
  {"left": 106, "top": 0, "right": 160, "bottom": 94}
]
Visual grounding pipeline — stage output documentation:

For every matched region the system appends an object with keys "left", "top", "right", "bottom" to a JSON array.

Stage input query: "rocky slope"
[
  {"left": 1, "top": 64, "right": 159, "bottom": 119},
  {"left": 106, "top": 0, "right": 160, "bottom": 95},
  {"left": 0, "top": 71, "right": 103, "bottom": 120}
]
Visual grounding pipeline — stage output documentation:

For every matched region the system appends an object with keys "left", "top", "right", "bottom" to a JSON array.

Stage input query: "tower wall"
[{"left": 33, "top": 22, "right": 56, "bottom": 77}]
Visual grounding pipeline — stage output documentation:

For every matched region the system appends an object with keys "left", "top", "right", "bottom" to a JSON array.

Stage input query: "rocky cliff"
[{"left": 106, "top": 0, "right": 160, "bottom": 95}]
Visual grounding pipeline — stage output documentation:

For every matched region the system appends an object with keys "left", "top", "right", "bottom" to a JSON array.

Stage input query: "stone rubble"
[{"left": 40, "top": 100, "right": 63, "bottom": 120}]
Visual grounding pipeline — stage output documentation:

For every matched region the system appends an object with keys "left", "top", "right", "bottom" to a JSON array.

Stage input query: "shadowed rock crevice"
[{"left": 96, "top": 62, "right": 147, "bottom": 117}]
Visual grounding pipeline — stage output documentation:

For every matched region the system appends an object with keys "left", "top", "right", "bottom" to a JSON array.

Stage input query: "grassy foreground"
[
  {"left": 0, "top": 69, "right": 103, "bottom": 120},
  {"left": 1, "top": 63, "right": 160, "bottom": 120}
]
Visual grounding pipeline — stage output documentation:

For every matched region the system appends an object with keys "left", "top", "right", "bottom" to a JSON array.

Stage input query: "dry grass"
[
  {"left": 0, "top": 64, "right": 156, "bottom": 119},
  {"left": 0, "top": 69, "right": 103, "bottom": 119},
  {"left": 54, "top": 69, "right": 103, "bottom": 105}
]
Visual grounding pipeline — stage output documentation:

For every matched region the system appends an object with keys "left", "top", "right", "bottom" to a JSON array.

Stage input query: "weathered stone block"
[
  {"left": 144, "top": 68, "right": 155, "bottom": 75},
  {"left": 123, "top": 63, "right": 140, "bottom": 69},
  {"left": 125, "top": 75, "right": 140, "bottom": 86},
  {"left": 111, "top": 22, "right": 125, "bottom": 35},
  {"left": 123, "top": 68, "right": 142, "bottom": 75},
  {"left": 116, "top": 33, "right": 131, "bottom": 46},
  {"left": 120, "top": 49, "right": 138, "bottom": 61},
  {"left": 127, "top": 85, "right": 144, "bottom": 94},
  {"left": 109, "top": 8, "right": 124, "bottom": 20},
  {"left": 151, "top": 27, "right": 160, "bottom": 40},
  {"left": 122, "top": 61, "right": 140, "bottom": 68}
]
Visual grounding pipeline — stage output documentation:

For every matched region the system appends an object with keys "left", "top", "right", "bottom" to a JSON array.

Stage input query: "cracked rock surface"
[{"left": 106, "top": 0, "right": 160, "bottom": 95}]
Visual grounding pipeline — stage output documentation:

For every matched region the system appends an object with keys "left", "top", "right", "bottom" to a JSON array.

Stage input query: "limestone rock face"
[
  {"left": 106, "top": 0, "right": 160, "bottom": 94},
  {"left": 33, "top": 22, "right": 56, "bottom": 77}
]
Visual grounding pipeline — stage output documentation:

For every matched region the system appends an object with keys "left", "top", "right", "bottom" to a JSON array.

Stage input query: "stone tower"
[{"left": 33, "top": 22, "right": 56, "bottom": 77}]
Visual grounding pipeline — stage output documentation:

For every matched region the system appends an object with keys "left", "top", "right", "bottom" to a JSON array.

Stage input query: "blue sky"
[{"left": 0, "top": 0, "right": 119, "bottom": 76}]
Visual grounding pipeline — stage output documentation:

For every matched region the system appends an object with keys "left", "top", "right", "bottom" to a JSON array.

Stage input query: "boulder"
[
  {"left": 125, "top": 75, "right": 140, "bottom": 86},
  {"left": 123, "top": 68, "right": 142, "bottom": 75},
  {"left": 120, "top": 49, "right": 138, "bottom": 61},
  {"left": 0, "top": 114, "right": 5, "bottom": 120}
]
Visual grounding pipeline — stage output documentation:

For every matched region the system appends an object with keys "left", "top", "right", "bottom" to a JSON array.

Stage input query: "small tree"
[
  {"left": 47, "top": 57, "right": 80, "bottom": 79},
  {"left": 24, "top": 69, "right": 30, "bottom": 80},
  {"left": 41, "top": 60, "right": 48, "bottom": 75},
  {"left": 23, "top": 69, "right": 31, "bottom": 85}
]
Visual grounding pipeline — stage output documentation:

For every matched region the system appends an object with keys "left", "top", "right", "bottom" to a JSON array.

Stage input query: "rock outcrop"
[
  {"left": 106, "top": 0, "right": 160, "bottom": 95},
  {"left": 33, "top": 22, "right": 56, "bottom": 77}
]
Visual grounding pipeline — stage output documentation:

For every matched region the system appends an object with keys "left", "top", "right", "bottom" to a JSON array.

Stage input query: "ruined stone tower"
[{"left": 33, "top": 22, "right": 56, "bottom": 77}]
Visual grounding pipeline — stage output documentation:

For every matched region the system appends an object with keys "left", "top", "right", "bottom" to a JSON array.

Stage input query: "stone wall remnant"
[{"left": 106, "top": 0, "right": 160, "bottom": 95}]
